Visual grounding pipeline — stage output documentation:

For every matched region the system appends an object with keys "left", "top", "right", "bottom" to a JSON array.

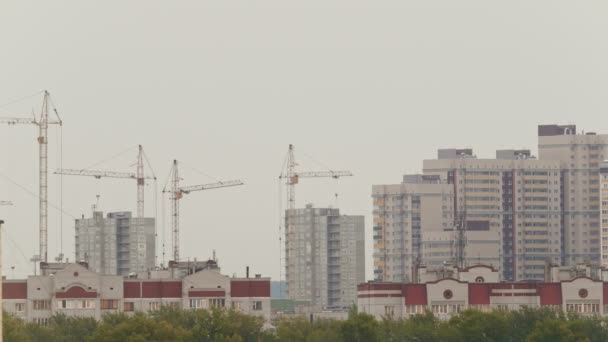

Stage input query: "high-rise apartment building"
[
  {"left": 421, "top": 230, "right": 500, "bottom": 270},
  {"left": 75, "top": 211, "right": 155, "bottom": 276},
  {"left": 285, "top": 205, "right": 365, "bottom": 308},
  {"left": 600, "top": 161, "right": 608, "bottom": 267},
  {"left": 538, "top": 125, "right": 608, "bottom": 266},
  {"left": 372, "top": 175, "right": 455, "bottom": 282},
  {"left": 422, "top": 149, "right": 562, "bottom": 281}
]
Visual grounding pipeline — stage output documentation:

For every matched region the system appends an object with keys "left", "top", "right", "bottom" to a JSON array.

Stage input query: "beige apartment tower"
[
  {"left": 422, "top": 149, "right": 562, "bottom": 281},
  {"left": 538, "top": 125, "right": 608, "bottom": 266},
  {"left": 285, "top": 205, "right": 365, "bottom": 308},
  {"left": 372, "top": 175, "right": 455, "bottom": 282}
]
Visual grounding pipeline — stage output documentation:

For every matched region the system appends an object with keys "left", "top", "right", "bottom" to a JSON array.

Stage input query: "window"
[
  {"left": 189, "top": 299, "right": 205, "bottom": 309},
  {"left": 231, "top": 301, "right": 242, "bottom": 310},
  {"left": 566, "top": 303, "right": 600, "bottom": 314},
  {"left": 33, "top": 318, "right": 49, "bottom": 325},
  {"left": 149, "top": 302, "right": 161, "bottom": 311},
  {"left": 57, "top": 300, "right": 96, "bottom": 309},
  {"left": 252, "top": 301, "right": 263, "bottom": 311},
  {"left": 33, "top": 300, "right": 51, "bottom": 310},
  {"left": 124, "top": 302, "right": 135, "bottom": 312},
  {"left": 101, "top": 299, "right": 119, "bottom": 310},
  {"left": 15, "top": 303, "right": 25, "bottom": 312},
  {"left": 384, "top": 306, "right": 395, "bottom": 317},
  {"left": 405, "top": 305, "right": 426, "bottom": 314},
  {"left": 209, "top": 298, "right": 225, "bottom": 308}
]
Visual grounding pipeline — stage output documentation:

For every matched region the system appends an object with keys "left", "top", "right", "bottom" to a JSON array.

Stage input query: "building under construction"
[
  {"left": 75, "top": 211, "right": 155, "bottom": 276},
  {"left": 285, "top": 204, "right": 365, "bottom": 308}
]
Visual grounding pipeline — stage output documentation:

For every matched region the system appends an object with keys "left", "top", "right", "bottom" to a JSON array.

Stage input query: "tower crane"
[
  {"left": 55, "top": 145, "right": 155, "bottom": 218},
  {"left": 163, "top": 160, "right": 243, "bottom": 262},
  {"left": 0, "top": 91, "right": 62, "bottom": 263},
  {"left": 278, "top": 144, "right": 353, "bottom": 297}
]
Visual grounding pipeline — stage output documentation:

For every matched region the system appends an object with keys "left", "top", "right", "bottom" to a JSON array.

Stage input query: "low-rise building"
[
  {"left": 358, "top": 264, "right": 608, "bottom": 319},
  {"left": 2, "top": 263, "right": 271, "bottom": 323}
]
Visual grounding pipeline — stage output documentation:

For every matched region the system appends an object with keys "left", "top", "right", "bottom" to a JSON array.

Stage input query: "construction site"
[
  {"left": 0, "top": 92, "right": 248, "bottom": 274},
  {"left": 0, "top": 91, "right": 366, "bottom": 321}
]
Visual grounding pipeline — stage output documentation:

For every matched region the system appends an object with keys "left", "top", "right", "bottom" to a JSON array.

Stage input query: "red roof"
[
  {"left": 539, "top": 283, "right": 562, "bottom": 305},
  {"left": 3, "top": 282, "right": 27, "bottom": 299},
  {"left": 56, "top": 286, "right": 97, "bottom": 299},
  {"left": 124, "top": 282, "right": 141, "bottom": 298},
  {"left": 403, "top": 284, "right": 427, "bottom": 305},
  {"left": 141, "top": 281, "right": 182, "bottom": 298},
  {"left": 231, "top": 280, "right": 270, "bottom": 297},
  {"left": 469, "top": 283, "right": 490, "bottom": 305}
]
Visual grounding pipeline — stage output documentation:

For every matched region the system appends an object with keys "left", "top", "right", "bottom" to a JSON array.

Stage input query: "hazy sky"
[{"left": 1, "top": 1, "right": 607, "bottom": 280}]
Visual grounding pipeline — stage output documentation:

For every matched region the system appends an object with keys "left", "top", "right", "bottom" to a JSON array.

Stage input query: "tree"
[
  {"left": 3, "top": 312, "right": 31, "bottom": 342},
  {"left": 339, "top": 306, "right": 379, "bottom": 342},
  {"left": 447, "top": 309, "right": 509, "bottom": 342},
  {"left": 526, "top": 319, "right": 576, "bottom": 342},
  {"left": 89, "top": 312, "right": 190, "bottom": 342}
]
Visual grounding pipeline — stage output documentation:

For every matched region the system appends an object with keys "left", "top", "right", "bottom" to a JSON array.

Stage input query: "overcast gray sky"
[{"left": 1, "top": 1, "right": 607, "bottom": 280}]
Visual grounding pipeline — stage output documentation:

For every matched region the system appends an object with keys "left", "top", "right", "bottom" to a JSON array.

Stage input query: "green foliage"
[{"left": 4, "top": 307, "right": 608, "bottom": 341}]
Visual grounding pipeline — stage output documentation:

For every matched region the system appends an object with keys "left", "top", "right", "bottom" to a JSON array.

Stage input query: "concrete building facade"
[
  {"left": 601, "top": 161, "right": 608, "bottom": 267},
  {"left": 372, "top": 176, "right": 455, "bottom": 283},
  {"left": 75, "top": 211, "right": 155, "bottom": 276},
  {"left": 421, "top": 230, "right": 500, "bottom": 270},
  {"left": 538, "top": 125, "right": 608, "bottom": 267},
  {"left": 2, "top": 263, "right": 271, "bottom": 323},
  {"left": 285, "top": 205, "right": 365, "bottom": 308},
  {"left": 423, "top": 150, "right": 562, "bottom": 282}
]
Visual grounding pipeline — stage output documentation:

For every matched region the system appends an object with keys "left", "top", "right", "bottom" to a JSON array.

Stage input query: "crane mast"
[
  {"left": 137, "top": 145, "right": 145, "bottom": 218},
  {"left": 0, "top": 91, "right": 62, "bottom": 264},
  {"left": 164, "top": 160, "right": 244, "bottom": 262},
  {"left": 55, "top": 145, "right": 155, "bottom": 219},
  {"left": 170, "top": 160, "right": 180, "bottom": 262}
]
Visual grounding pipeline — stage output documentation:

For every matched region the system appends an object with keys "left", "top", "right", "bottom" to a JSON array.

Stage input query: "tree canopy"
[{"left": 4, "top": 306, "right": 608, "bottom": 341}]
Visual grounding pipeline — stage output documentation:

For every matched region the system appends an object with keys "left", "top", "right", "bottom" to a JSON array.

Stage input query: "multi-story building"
[
  {"left": 601, "top": 161, "right": 608, "bottom": 267},
  {"left": 358, "top": 264, "right": 608, "bottom": 320},
  {"left": 538, "top": 125, "right": 608, "bottom": 266},
  {"left": 75, "top": 211, "right": 155, "bottom": 276},
  {"left": 421, "top": 230, "right": 500, "bottom": 270},
  {"left": 372, "top": 175, "right": 454, "bottom": 283},
  {"left": 285, "top": 204, "right": 365, "bottom": 308},
  {"left": 2, "top": 263, "right": 271, "bottom": 323},
  {"left": 422, "top": 149, "right": 562, "bottom": 281}
]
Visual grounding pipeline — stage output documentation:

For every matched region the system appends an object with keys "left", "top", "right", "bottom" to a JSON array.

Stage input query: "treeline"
[{"left": 4, "top": 307, "right": 608, "bottom": 342}]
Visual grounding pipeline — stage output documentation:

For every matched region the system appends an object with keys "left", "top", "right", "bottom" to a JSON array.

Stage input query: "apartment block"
[
  {"left": 601, "top": 161, "right": 608, "bottom": 267},
  {"left": 423, "top": 150, "right": 562, "bottom": 281},
  {"left": 358, "top": 264, "right": 608, "bottom": 320},
  {"left": 2, "top": 263, "right": 271, "bottom": 323},
  {"left": 421, "top": 230, "right": 500, "bottom": 270},
  {"left": 75, "top": 211, "right": 155, "bottom": 276},
  {"left": 538, "top": 125, "right": 608, "bottom": 266},
  {"left": 372, "top": 176, "right": 454, "bottom": 283},
  {"left": 285, "top": 205, "right": 365, "bottom": 308}
]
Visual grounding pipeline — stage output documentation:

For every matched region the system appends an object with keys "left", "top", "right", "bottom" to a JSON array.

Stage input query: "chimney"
[{"left": 246, "top": 266, "right": 249, "bottom": 278}]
